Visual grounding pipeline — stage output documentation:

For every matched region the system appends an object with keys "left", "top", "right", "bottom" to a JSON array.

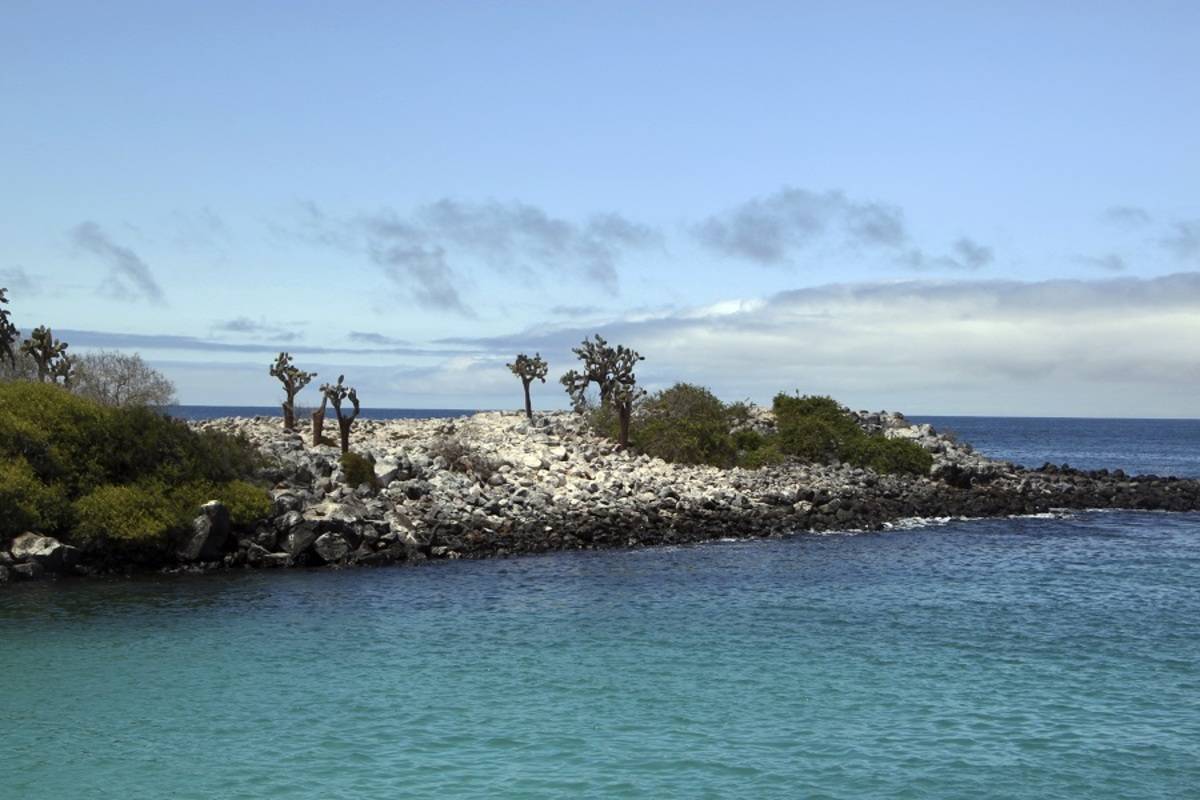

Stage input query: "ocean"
[{"left": 3, "top": 417, "right": 1199, "bottom": 798}]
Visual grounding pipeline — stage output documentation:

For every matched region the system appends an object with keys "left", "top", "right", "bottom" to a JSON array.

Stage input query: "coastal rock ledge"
[{"left": 3, "top": 410, "right": 1199, "bottom": 581}]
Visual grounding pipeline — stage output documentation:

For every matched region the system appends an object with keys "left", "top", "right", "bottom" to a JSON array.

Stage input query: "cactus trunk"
[{"left": 312, "top": 405, "right": 325, "bottom": 446}]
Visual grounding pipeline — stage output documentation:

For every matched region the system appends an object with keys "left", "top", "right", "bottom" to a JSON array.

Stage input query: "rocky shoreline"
[{"left": 4, "top": 409, "right": 1200, "bottom": 583}]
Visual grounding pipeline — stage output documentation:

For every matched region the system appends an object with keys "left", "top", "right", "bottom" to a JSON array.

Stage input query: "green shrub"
[
  {"left": 0, "top": 381, "right": 268, "bottom": 551},
  {"left": 732, "top": 428, "right": 765, "bottom": 452},
  {"left": 738, "top": 442, "right": 785, "bottom": 470},
  {"left": 0, "top": 457, "right": 69, "bottom": 540},
  {"left": 173, "top": 480, "right": 272, "bottom": 527},
  {"left": 585, "top": 402, "right": 621, "bottom": 441},
  {"left": 73, "top": 484, "right": 177, "bottom": 548},
  {"left": 844, "top": 436, "right": 933, "bottom": 476},
  {"left": 776, "top": 415, "right": 841, "bottom": 461},
  {"left": 632, "top": 383, "right": 737, "bottom": 467},
  {"left": 770, "top": 391, "right": 932, "bottom": 475},
  {"left": 340, "top": 451, "right": 378, "bottom": 489}
]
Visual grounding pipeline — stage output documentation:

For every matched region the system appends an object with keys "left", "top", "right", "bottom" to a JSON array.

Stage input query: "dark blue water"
[{"left": 915, "top": 416, "right": 1200, "bottom": 478}]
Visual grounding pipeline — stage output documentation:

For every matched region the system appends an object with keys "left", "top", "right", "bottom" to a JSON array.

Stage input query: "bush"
[
  {"left": 776, "top": 415, "right": 841, "bottom": 462},
  {"left": 340, "top": 451, "right": 378, "bottom": 490},
  {"left": 844, "top": 436, "right": 933, "bottom": 477},
  {"left": 632, "top": 383, "right": 737, "bottom": 467},
  {"left": 0, "top": 457, "right": 69, "bottom": 539},
  {"left": 738, "top": 442, "right": 785, "bottom": 470},
  {"left": 173, "top": 480, "right": 272, "bottom": 527},
  {"left": 73, "top": 484, "right": 177, "bottom": 549},
  {"left": 0, "top": 381, "right": 268, "bottom": 552},
  {"left": 771, "top": 392, "right": 932, "bottom": 475}
]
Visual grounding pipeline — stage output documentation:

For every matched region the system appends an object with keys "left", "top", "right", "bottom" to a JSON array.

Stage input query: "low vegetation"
[
  {"left": 619, "top": 383, "right": 932, "bottom": 476},
  {"left": 0, "top": 381, "right": 269, "bottom": 553},
  {"left": 340, "top": 451, "right": 379, "bottom": 490}
]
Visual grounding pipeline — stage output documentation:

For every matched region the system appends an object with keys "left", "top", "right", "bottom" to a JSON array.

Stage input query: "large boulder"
[
  {"left": 280, "top": 521, "right": 319, "bottom": 557},
  {"left": 177, "top": 501, "right": 231, "bottom": 562},
  {"left": 10, "top": 533, "right": 78, "bottom": 573},
  {"left": 313, "top": 532, "right": 354, "bottom": 564}
]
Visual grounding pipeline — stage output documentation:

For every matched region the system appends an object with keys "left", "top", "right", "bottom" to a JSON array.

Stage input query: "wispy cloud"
[
  {"left": 212, "top": 317, "right": 300, "bottom": 342},
  {"left": 901, "top": 238, "right": 994, "bottom": 271},
  {"left": 70, "top": 221, "right": 166, "bottom": 304},
  {"left": 1102, "top": 205, "right": 1151, "bottom": 228},
  {"left": 1075, "top": 252, "right": 1128, "bottom": 272},
  {"left": 349, "top": 330, "right": 411, "bottom": 346},
  {"left": 693, "top": 186, "right": 992, "bottom": 273},
  {"left": 57, "top": 328, "right": 479, "bottom": 357},
  {"left": 0, "top": 266, "right": 36, "bottom": 296},
  {"left": 283, "top": 199, "right": 661, "bottom": 315},
  {"left": 1162, "top": 220, "right": 1200, "bottom": 261}
]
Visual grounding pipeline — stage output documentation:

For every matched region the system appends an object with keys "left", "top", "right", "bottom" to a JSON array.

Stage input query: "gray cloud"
[
  {"left": 694, "top": 187, "right": 991, "bottom": 273},
  {"left": 1162, "top": 220, "right": 1200, "bottom": 261},
  {"left": 1075, "top": 253, "right": 1128, "bottom": 272},
  {"left": 694, "top": 188, "right": 846, "bottom": 264},
  {"left": 287, "top": 199, "right": 660, "bottom": 315},
  {"left": 71, "top": 221, "right": 165, "bottom": 304},
  {"left": 349, "top": 330, "right": 411, "bottom": 346},
  {"left": 1102, "top": 205, "right": 1151, "bottom": 228},
  {"left": 213, "top": 317, "right": 300, "bottom": 342},
  {"left": 550, "top": 304, "right": 603, "bottom": 317},
  {"left": 366, "top": 240, "right": 472, "bottom": 316},
  {"left": 0, "top": 267, "right": 36, "bottom": 296},
  {"left": 902, "top": 238, "right": 994, "bottom": 271}
]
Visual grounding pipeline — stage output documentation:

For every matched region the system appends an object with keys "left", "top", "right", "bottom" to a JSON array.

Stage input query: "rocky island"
[{"left": 7, "top": 404, "right": 1195, "bottom": 582}]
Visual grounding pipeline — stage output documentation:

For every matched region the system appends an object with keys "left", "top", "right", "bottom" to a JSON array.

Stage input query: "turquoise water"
[{"left": 3, "top": 511, "right": 1198, "bottom": 799}]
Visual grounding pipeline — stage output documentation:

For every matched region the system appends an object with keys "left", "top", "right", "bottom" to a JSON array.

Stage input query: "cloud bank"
[{"left": 426, "top": 272, "right": 1200, "bottom": 417}]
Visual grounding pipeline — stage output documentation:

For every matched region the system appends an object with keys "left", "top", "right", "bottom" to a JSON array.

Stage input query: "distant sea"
[{"left": 5, "top": 412, "right": 1197, "bottom": 798}]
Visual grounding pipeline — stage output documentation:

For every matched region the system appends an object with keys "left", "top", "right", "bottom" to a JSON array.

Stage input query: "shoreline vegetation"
[{"left": 2, "top": 287, "right": 1200, "bottom": 583}]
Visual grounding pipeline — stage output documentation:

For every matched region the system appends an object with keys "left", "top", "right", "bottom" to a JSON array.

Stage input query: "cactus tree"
[
  {"left": 20, "top": 326, "right": 69, "bottom": 383},
  {"left": 320, "top": 374, "right": 360, "bottom": 454},
  {"left": 560, "top": 334, "right": 645, "bottom": 448},
  {"left": 0, "top": 288, "right": 18, "bottom": 367},
  {"left": 269, "top": 352, "right": 316, "bottom": 430},
  {"left": 507, "top": 352, "right": 549, "bottom": 420}
]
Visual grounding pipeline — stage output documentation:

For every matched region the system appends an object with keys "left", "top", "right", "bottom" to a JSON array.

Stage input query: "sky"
[{"left": 3, "top": 0, "right": 1199, "bottom": 416}]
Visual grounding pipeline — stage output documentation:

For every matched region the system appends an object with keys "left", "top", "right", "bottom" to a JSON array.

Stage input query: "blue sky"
[{"left": 3, "top": 1, "right": 1199, "bottom": 415}]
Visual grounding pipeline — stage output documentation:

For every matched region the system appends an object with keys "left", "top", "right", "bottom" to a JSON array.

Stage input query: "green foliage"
[
  {"left": 632, "top": 383, "right": 737, "bottom": 467},
  {"left": 737, "top": 442, "right": 785, "bottom": 470},
  {"left": 731, "top": 428, "right": 765, "bottom": 452},
  {"left": 0, "top": 457, "right": 69, "bottom": 539},
  {"left": 844, "top": 436, "right": 934, "bottom": 476},
  {"left": 173, "top": 480, "right": 272, "bottom": 527},
  {"left": 771, "top": 392, "right": 931, "bottom": 476},
  {"left": 73, "top": 484, "right": 177, "bottom": 547},
  {"left": 340, "top": 451, "right": 378, "bottom": 489},
  {"left": 0, "top": 381, "right": 267, "bottom": 551}
]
